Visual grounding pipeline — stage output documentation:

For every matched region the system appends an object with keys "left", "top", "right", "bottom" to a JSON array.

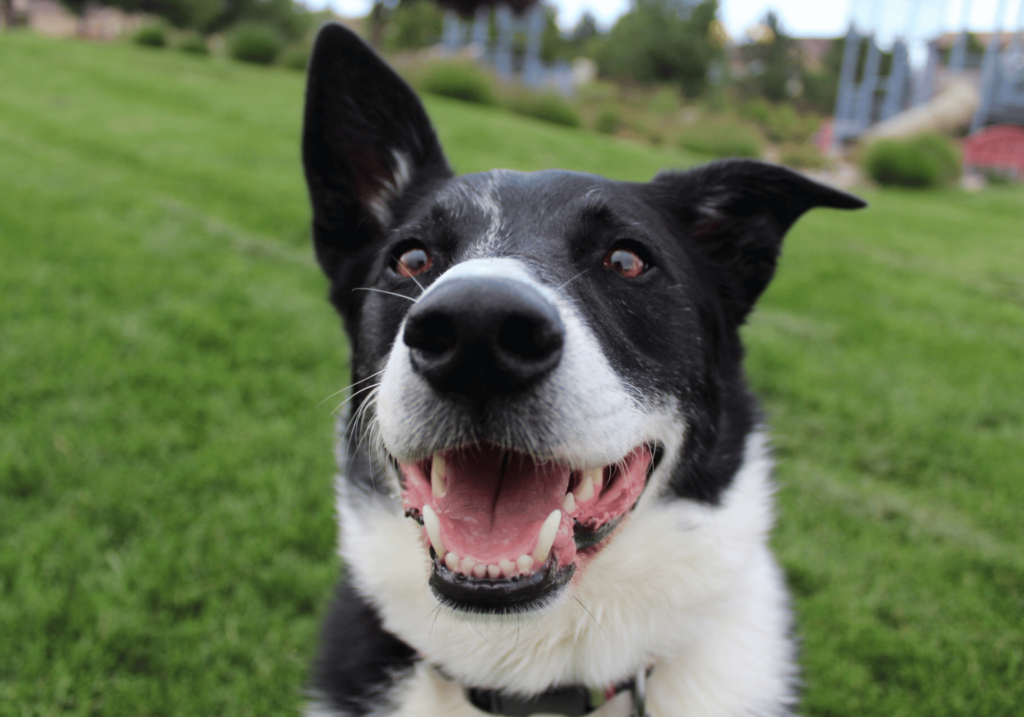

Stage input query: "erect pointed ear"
[
  {"left": 648, "top": 159, "right": 866, "bottom": 324},
  {"left": 302, "top": 23, "right": 453, "bottom": 292}
]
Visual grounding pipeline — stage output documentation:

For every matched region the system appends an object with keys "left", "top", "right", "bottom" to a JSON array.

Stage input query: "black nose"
[{"left": 403, "top": 277, "right": 564, "bottom": 395}]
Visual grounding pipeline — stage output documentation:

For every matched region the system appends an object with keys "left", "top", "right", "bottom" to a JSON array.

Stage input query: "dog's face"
[{"left": 303, "top": 25, "right": 864, "bottom": 618}]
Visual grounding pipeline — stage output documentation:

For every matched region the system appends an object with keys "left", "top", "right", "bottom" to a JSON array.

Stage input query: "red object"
[
  {"left": 962, "top": 124, "right": 1024, "bottom": 175},
  {"left": 814, "top": 118, "right": 835, "bottom": 154}
]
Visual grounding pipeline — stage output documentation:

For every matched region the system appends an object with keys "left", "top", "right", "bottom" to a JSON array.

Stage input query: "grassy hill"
[{"left": 1, "top": 32, "right": 1022, "bottom": 716}]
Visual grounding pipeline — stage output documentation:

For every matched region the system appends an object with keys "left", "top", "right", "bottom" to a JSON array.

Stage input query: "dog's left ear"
[
  {"left": 302, "top": 23, "right": 453, "bottom": 302},
  {"left": 648, "top": 159, "right": 866, "bottom": 324}
]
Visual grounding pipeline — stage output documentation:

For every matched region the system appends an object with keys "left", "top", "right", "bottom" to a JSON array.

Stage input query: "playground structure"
[{"left": 832, "top": 0, "right": 1024, "bottom": 147}]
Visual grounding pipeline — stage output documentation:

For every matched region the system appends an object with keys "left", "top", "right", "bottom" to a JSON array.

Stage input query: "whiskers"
[
  {"left": 573, "top": 596, "right": 608, "bottom": 641},
  {"left": 318, "top": 368, "right": 386, "bottom": 408},
  {"left": 352, "top": 287, "right": 419, "bottom": 303}
]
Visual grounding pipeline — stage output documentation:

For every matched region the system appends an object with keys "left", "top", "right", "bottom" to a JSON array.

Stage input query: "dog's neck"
[{"left": 462, "top": 665, "right": 649, "bottom": 717}]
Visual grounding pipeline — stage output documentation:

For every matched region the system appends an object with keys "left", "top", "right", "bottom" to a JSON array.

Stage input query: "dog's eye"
[
  {"left": 603, "top": 247, "right": 646, "bottom": 279},
  {"left": 395, "top": 246, "right": 432, "bottom": 278}
]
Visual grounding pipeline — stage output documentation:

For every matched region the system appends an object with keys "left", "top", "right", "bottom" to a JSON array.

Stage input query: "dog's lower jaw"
[{"left": 330, "top": 431, "right": 797, "bottom": 717}]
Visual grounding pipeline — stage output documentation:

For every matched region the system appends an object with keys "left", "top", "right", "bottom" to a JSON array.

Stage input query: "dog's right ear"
[{"left": 303, "top": 23, "right": 452, "bottom": 298}]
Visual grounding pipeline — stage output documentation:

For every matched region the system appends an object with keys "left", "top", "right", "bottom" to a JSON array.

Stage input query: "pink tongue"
[{"left": 435, "top": 445, "right": 571, "bottom": 563}]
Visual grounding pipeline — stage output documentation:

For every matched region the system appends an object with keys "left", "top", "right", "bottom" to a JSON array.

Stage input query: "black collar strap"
[{"left": 465, "top": 665, "right": 650, "bottom": 717}]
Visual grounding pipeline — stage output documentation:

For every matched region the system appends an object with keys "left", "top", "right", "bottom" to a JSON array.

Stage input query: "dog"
[{"left": 300, "top": 23, "right": 865, "bottom": 717}]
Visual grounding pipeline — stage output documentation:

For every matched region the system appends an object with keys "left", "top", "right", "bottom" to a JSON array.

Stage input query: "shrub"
[
  {"left": 418, "top": 62, "right": 496, "bottom": 105},
  {"left": 594, "top": 106, "right": 621, "bottom": 135},
  {"left": 505, "top": 92, "right": 581, "bottom": 128},
  {"left": 980, "top": 167, "right": 1015, "bottom": 185},
  {"left": 738, "top": 98, "right": 771, "bottom": 125},
  {"left": 780, "top": 143, "right": 826, "bottom": 169},
  {"left": 177, "top": 33, "right": 208, "bottom": 56},
  {"left": 227, "top": 23, "right": 284, "bottom": 66},
  {"left": 740, "top": 100, "right": 821, "bottom": 144},
  {"left": 863, "top": 134, "right": 961, "bottom": 188},
  {"left": 576, "top": 81, "right": 618, "bottom": 105},
  {"left": 280, "top": 45, "right": 309, "bottom": 72},
  {"left": 647, "top": 86, "right": 680, "bottom": 114},
  {"left": 676, "top": 116, "right": 762, "bottom": 159},
  {"left": 133, "top": 25, "right": 167, "bottom": 49}
]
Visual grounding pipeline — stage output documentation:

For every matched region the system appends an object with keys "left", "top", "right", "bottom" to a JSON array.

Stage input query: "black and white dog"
[{"left": 301, "top": 24, "right": 864, "bottom": 717}]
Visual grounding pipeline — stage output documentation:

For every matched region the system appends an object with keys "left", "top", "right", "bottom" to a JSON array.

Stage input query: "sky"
[{"left": 312, "top": 0, "right": 1024, "bottom": 40}]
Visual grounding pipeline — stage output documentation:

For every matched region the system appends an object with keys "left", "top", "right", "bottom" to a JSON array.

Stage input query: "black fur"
[
  {"left": 302, "top": 22, "right": 865, "bottom": 713},
  {"left": 312, "top": 581, "right": 418, "bottom": 714}
]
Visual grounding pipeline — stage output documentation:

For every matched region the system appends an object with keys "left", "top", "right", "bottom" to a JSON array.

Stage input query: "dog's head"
[{"left": 303, "top": 24, "right": 864, "bottom": 616}]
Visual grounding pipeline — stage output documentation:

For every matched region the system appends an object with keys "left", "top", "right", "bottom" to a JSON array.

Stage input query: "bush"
[
  {"left": 594, "top": 106, "right": 621, "bottom": 135},
  {"left": 280, "top": 45, "right": 309, "bottom": 72},
  {"left": 676, "top": 116, "right": 763, "bottom": 159},
  {"left": 740, "top": 100, "right": 821, "bottom": 144},
  {"left": 227, "top": 23, "right": 284, "bottom": 66},
  {"left": 647, "top": 86, "right": 680, "bottom": 114},
  {"left": 863, "top": 134, "right": 961, "bottom": 188},
  {"left": 505, "top": 92, "right": 581, "bottom": 128},
  {"left": 177, "top": 33, "right": 208, "bottom": 56},
  {"left": 133, "top": 25, "right": 167, "bottom": 49},
  {"left": 780, "top": 143, "right": 826, "bottom": 169},
  {"left": 418, "top": 62, "right": 496, "bottom": 105}
]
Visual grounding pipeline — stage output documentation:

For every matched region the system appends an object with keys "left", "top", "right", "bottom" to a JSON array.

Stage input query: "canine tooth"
[
  {"left": 460, "top": 556, "right": 476, "bottom": 574},
  {"left": 422, "top": 505, "right": 445, "bottom": 558},
  {"left": 562, "top": 492, "right": 576, "bottom": 514},
  {"left": 499, "top": 559, "right": 516, "bottom": 577},
  {"left": 516, "top": 554, "right": 534, "bottom": 573},
  {"left": 473, "top": 563, "right": 487, "bottom": 578},
  {"left": 487, "top": 564, "right": 501, "bottom": 579},
  {"left": 444, "top": 552, "right": 460, "bottom": 571},
  {"left": 431, "top": 454, "right": 447, "bottom": 497},
  {"left": 577, "top": 469, "right": 600, "bottom": 502},
  {"left": 532, "top": 510, "right": 561, "bottom": 563}
]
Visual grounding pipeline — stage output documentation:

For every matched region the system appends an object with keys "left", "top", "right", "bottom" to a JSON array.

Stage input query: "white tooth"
[
  {"left": 473, "top": 563, "right": 487, "bottom": 578},
  {"left": 487, "top": 564, "right": 502, "bottom": 579},
  {"left": 562, "top": 492, "right": 576, "bottom": 514},
  {"left": 532, "top": 509, "right": 561, "bottom": 563},
  {"left": 431, "top": 454, "right": 447, "bottom": 497},
  {"left": 589, "top": 467, "right": 603, "bottom": 492},
  {"left": 499, "top": 559, "right": 516, "bottom": 577},
  {"left": 576, "top": 474, "right": 594, "bottom": 502},
  {"left": 422, "top": 505, "right": 445, "bottom": 558},
  {"left": 516, "top": 554, "right": 534, "bottom": 573},
  {"left": 445, "top": 552, "right": 460, "bottom": 571},
  {"left": 460, "top": 556, "right": 476, "bottom": 574}
]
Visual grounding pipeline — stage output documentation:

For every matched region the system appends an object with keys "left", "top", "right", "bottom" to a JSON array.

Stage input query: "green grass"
[{"left": 1, "top": 32, "right": 1022, "bottom": 716}]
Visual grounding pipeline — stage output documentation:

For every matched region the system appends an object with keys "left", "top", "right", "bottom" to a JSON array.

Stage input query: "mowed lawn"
[{"left": 1, "top": 32, "right": 1021, "bottom": 716}]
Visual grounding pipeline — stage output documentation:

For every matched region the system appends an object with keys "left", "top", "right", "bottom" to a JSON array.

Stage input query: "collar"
[{"left": 465, "top": 665, "right": 650, "bottom": 717}]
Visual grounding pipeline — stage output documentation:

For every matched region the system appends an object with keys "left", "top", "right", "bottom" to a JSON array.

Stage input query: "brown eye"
[
  {"left": 603, "top": 248, "right": 646, "bottom": 278},
  {"left": 396, "top": 247, "right": 432, "bottom": 278}
]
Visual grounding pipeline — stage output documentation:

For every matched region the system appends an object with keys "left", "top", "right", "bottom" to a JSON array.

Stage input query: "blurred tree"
[
  {"left": 539, "top": 3, "right": 566, "bottom": 62},
  {"left": 596, "top": 0, "right": 721, "bottom": 97},
  {"left": 800, "top": 37, "right": 842, "bottom": 115},
  {"left": 563, "top": 10, "right": 599, "bottom": 57},
  {"left": 385, "top": 0, "right": 444, "bottom": 50},
  {"left": 738, "top": 12, "right": 800, "bottom": 102},
  {"left": 571, "top": 11, "right": 597, "bottom": 44}
]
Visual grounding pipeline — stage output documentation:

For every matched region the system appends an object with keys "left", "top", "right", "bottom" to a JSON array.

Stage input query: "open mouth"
[{"left": 399, "top": 443, "right": 655, "bottom": 612}]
